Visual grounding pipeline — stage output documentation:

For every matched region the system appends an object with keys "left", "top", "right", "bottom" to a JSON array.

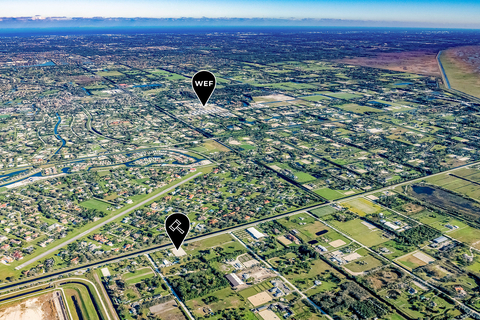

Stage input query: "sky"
[{"left": 1, "top": 0, "right": 480, "bottom": 27}]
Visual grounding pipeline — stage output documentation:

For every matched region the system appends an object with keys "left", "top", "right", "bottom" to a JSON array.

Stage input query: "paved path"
[
  {"left": 145, "top": 254, "right": 195, "bottom": 320},
  {"left": 93, "top": 273, "right": 120, "bottom": 320},
  {"left": 16, "top": 172, "right": 203, "bottom": 270}
]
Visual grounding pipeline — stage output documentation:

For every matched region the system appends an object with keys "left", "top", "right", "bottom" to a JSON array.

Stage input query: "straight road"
[
  {"left": 145, "top": 254, "right": 195, "bottom": 320},
  {"left": 93, "top": 272, "right": 120, "bottom": 320},
  {"left": 16, "top": 172, "right": 203, "bottom": 270}
]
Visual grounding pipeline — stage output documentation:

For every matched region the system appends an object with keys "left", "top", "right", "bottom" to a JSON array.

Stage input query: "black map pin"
[
  {"left": 165, "top": 213, "right": 190, "bottom": 250},
  {"left": 192, "top": 70, "right": 216, "bottom": 106}
]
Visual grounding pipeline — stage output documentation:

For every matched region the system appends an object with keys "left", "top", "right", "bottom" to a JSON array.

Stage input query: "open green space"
[
  {"left": 238, "top": 279, "right": 274, "bottom": 299},
  {"left": 329, "top": 218, "right": 389, "bottom": 247},
  {"left": 340, "top": 198, "right": 383, "bottom": 216},
  {"left": 314, "top": 187, "right": 346, "bottom": 200},
  {"left": 79, "top": 198, "right": 112, "bottom": 212},
  {"left": 344, "top": 254, "right": 383, "bottom": 273}
]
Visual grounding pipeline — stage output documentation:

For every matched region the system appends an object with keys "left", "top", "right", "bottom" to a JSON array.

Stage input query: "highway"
[
  {"left": 15, "top": 171, "right": 203, "bottom": 270},
  {"left": 7, "top": 156, "right": 480, "bottom": 284}
]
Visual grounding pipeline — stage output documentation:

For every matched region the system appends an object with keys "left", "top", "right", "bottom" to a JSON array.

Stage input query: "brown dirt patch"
[
  {"left": 68, "top": 75, "right": 104, "bottom": 85},
  {"left": 402, "top": 203, "right": 424, "bottom": 215},
  {"left": 338, "top": 50, "right": 441, "bottom": 76},
  {"left": 150, "top": 300, "right": 181, "bottom": 316},
  {"left": 0, "top": 291, "right": 65, "bottom": 320}
]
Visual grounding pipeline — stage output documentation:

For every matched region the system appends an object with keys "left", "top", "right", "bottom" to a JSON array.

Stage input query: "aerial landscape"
[{"left": 0, "top": 1, "right": 480, "bottom": 320}]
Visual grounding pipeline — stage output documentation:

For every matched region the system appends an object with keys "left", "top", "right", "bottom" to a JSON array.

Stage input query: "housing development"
[{"left": 0, "top": 28, "right": 480, "bottom": 320}]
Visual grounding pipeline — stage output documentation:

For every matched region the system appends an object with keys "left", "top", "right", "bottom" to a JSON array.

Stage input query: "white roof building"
[{"left": 247, "top": 227, "right": 265, "bottom": 240}]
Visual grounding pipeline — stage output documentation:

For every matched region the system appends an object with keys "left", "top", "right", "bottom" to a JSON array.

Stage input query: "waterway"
[
  {"left": 53, "top": 113, "right": 66, "bottom": 155},
  {"left": 437, "top": 51, "right": 451, "bottom": 89},
  {"left": 132, "top": 83, "right": 163, "bottom": 88},
  {"left": 0, "top": 151, "right": 205, "bottom": 187}
]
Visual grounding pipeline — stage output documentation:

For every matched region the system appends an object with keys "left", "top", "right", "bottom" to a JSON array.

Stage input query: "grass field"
[
  {"left": 410, "top": 210, "right": 468, "bottom": 233},
  {"left": 441, "top": 49, "right": 480, "bottom": 98},
  {"left": 373, "top": 240, "right": 416, "bottom": 260},
  {"left": 330, "top": 218, "right": 389, "bottom": 247},
  {"left": 183, "top": 233, "right": 237, "bottom": 255},
  {"left": 149, "top": 69, "right": 187, "bottom": 80},
  {"left": 186, "top": 287, "right": 253, "bottom": 318},
  {"left": 62, "top": 283, "right": 100, "bottom": 320},
  {"left": 238, "top": 280, "right": 274, "bottom": 299},
  {"left": 449, "top": 226, "right": 480, "bottom": 249},
  {"left": 314, "top": 187, "right": 346, "bottom": 200},
  {"left": 338, "top": 103, "right": 384, "bottom": 114},
  {"left": 123, "top": 267, "right": 155, "bottom": 285},
  {"left": 396, "top": 251, "right": 434, "bottom": 270},
  {"left": 96, "top": 71, "right": 124, "bottom": 77},
  {"left": 340, "top": 198, "right": 383, "bottom": 216},
  {"left": 189, "top": 140, "right": 230, "bottom": 154},
  {"left": 301, "top": 95, "right": 331, "bottom": 101},
  {"left": 426, "top": 171, "right": 480, "bottom": 200},
  {"left": 269, "top": 162, "right": 316, "bottom": 183},
  {"left": 310, "top": 206, "right": 338, "bottom": 217},
  {"left": 79, "top": 198, "right": 112, "bottom": 212},
  {"left": 262, "top": 82, "right": 319, "bottom": 91},
  {"left": 314, "top": 91, "right": 363, "bottom": 100},
  {"left": 344, "top": 254, "right": 383, "bottom": 273},
  {"left": 286, "top": 259, "right": 343, "bottom": 291}
]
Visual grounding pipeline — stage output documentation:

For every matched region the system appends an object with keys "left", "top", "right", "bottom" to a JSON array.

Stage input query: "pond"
[{"left": 411, "top": 185, "right": 435, "bottom": 195}]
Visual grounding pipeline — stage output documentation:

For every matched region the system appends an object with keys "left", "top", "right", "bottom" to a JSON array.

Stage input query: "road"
[
  {"left": 144, "top": 253, "right": 195, "bottom": 320},
  {"left": 9, "top": 156, "right": 480, "bottom": 277},
  {"left": 15, "top": 171, "right": 203, "bottom": 270},
  {"left": 230, "top": 233, "right": 334, "bottom": 320},
  {"left": 93, "top": 272, "right": 120, "bottom": 320}
]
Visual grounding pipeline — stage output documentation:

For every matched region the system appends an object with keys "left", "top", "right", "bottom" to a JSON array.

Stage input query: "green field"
[
  {"left": 189, "top": 140, "right": 230, "bottom": 154},
  {"left": 96, "top": 71, "right": 124, "bottom": 77},
  {"left": 183, "top": 233, "right": 237, "bottom": 255},
  {"left": 310, "top": 205, "right": 338, "bottom": 217},
  {"left": 426, "top": 171, "right": 480, "bottom": 200},
  {"left": 123, "top": 267, "right": 155, "bottom": 285},
  {"left": 410, "top": 210, "right": 468, "bottom": 233},
  {"left": 238, "top": 279, "right": 274, "bottom": 299},
  {"left": 344, "top": 254, "right": 383, "bottom": 273},
  {"left": 340, "top": 198, "right": 383, "bottom": 216},
  {"left": 79, "top": 198, "right": 112, "bottom": 212},
  {"left": 373, "top": 240, "right": 416, "bottom": 260},
  {"left": 329, "top": 219, "right": 389, "bottom": 247},
  {"left": 314, "top": 187, "right": 346, "bottom": 200},
  {"left": 301, "top": 95, "right": 331, "bottom": 101},
  {"left": 338, "top": 103, "right": 384, "bottom": 114},
  {"left": 441, "top": 51, "right": 480, "bottom": 98},
  {"left": 449, "top": 226, "right": 480, "bottom": 249},
  {"left": 63, "top": 283, "right": 100, "bottom": 320},
  {"left": 286, "top": 259, "right": 343, "bottom": 290},
  {"left": 186, "top": 287, "right": 256, "bottom": 319}
]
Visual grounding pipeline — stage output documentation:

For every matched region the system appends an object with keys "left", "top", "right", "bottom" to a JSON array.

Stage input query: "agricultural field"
[
  {"left": 344, "top": 253, "right": 384, "bottom": 274},
  {"left": 340, "top": 198, "right": 383, "bottom": 216},
  {"left": 396, "top": 250, "right": 436, "bottom": 270},
  {"left": 328, "top": 218, "right": 390, "bottom": 247}
]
